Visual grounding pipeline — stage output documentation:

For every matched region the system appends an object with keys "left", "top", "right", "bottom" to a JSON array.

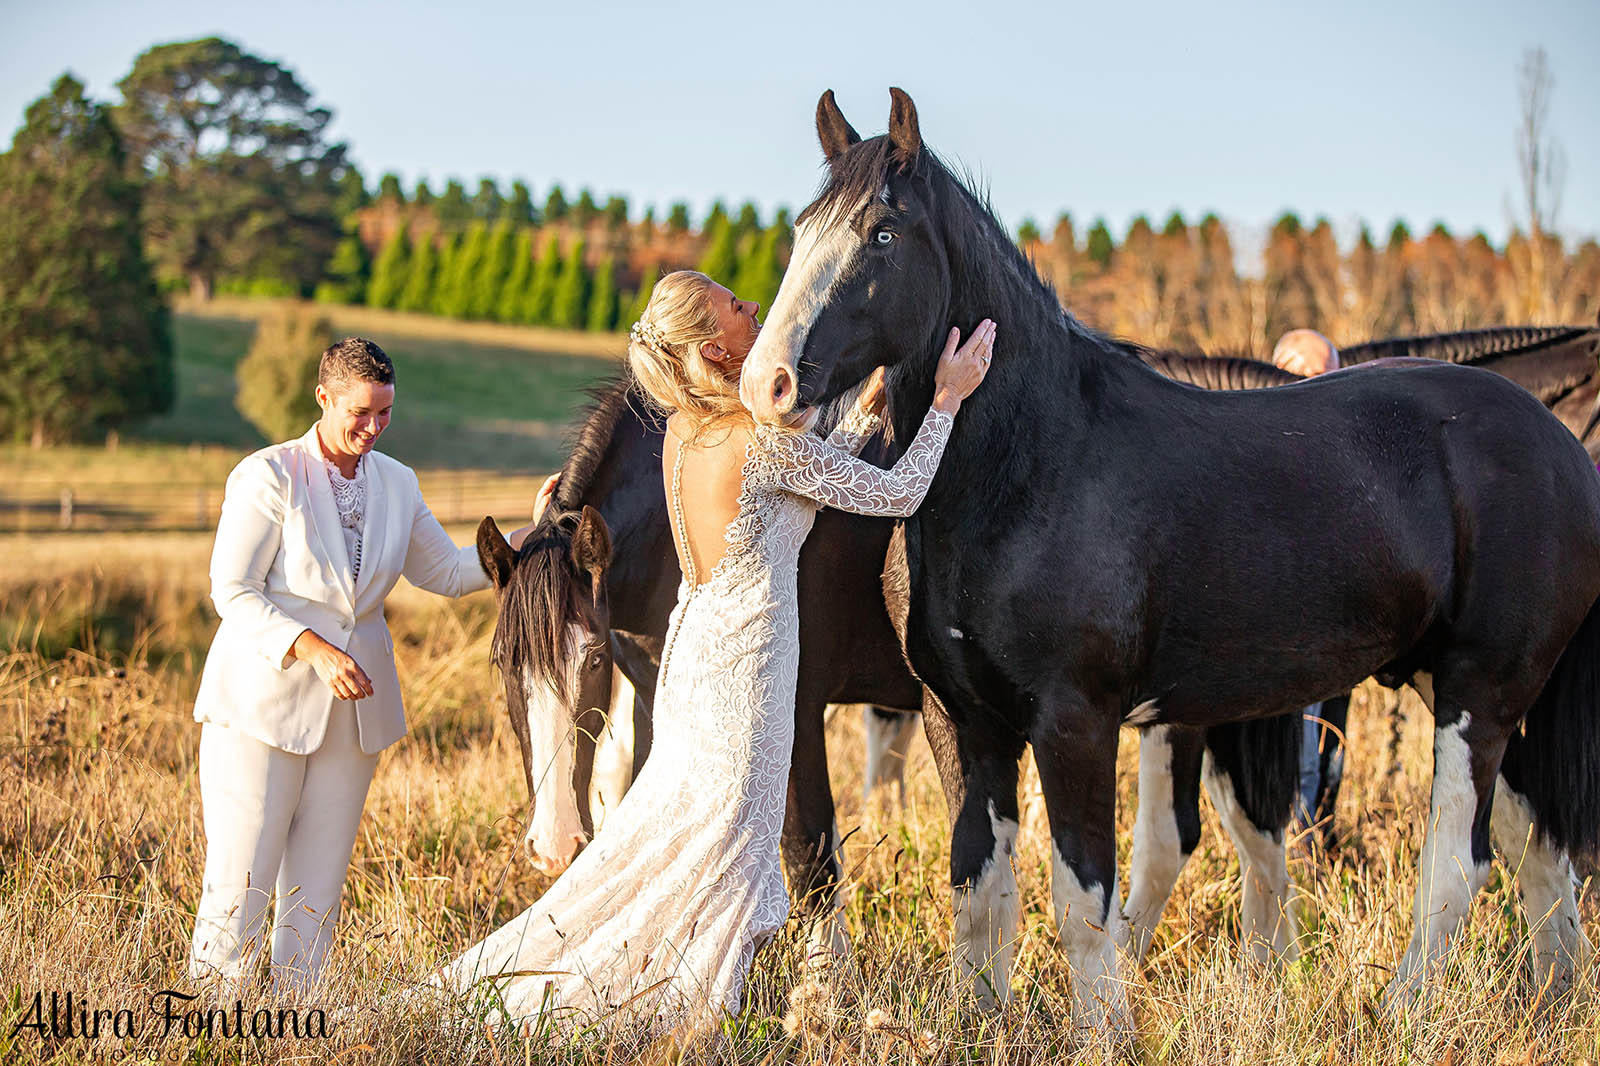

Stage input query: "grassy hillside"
[{"left": 1, "top": 303, "right": 631, "bottom": 533}]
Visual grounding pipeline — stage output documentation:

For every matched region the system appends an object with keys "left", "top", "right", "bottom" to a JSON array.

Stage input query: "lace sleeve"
[
  {"left": 823, "top": 402, "right": 883, "bottom": 458},
  {"left": 762, "top": 406, "right": 954, "bottom": 517}
]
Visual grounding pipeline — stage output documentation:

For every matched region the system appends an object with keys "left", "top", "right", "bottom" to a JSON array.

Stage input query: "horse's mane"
[
  {"left": 1340, "top": 325, "right": 1597, "bottom": 368},
  {"left": 495, "top": 373, "right": 641, "bottom": 693},
  {"left": 1134, "top": 347, "right": 1303, "bottom": 390},
  {"left": 553, "top": 376, "right": 644, "bottom": 512}
]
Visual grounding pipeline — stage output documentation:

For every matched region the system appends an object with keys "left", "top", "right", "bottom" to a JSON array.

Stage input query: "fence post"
[{"left": 58, "top": 488, "right": 74, "bottom": 530}]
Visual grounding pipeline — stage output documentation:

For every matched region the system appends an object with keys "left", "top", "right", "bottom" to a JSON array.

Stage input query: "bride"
[{"left": 439, "top": 270, "right": 995, "bottom": 1036}]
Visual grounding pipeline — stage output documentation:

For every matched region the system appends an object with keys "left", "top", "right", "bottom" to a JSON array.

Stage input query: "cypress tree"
[
  {"left": 1085, "top": 218, "right": 1115, "bottom": 269},
  {"left": 437, "top": 179, "right": 471, "bottom": 228},
  {"left": 0, "top": 74, "right": 172, "bottom": 443},
  {"left": 430, "top": 231, "right": 464, "bottom": 316},
  {"left": 626, "top": 265, "right": 660, "bottom": 327},
  {"left": 469, "top": 220, "right": 515, "bottom": 319},
  {"left": 366, "top": 228, "right": 412, "bottom": 309},
  {"left": 413, "top": 179, "right": 435, "bottom": 207},
  {"left": 314, "top": 223, "right": 370, "bottom": 304},
  {"left": 666, "top": 202, "right": 691, "bottom": 234},
  {"left": 473, "top": 177, "right": 503, "bottom": 221},
  {"left": 697, "top": 215, "right": 737, "bottom": 282},
  {"left": 544, "top": 185, "right": 569, "bottom": 222},
  {"left": 586, "top": 255, "right": 618, "bottom": 331},
  {"left": 523, "top": 233, "right": 563, "bottom": 324},
  {"left": 507, "top": 180, "right": 536, "bottom": 225},
  {"left": 378, "top": 172, "right": 405, "bottom": 203},
  {"left": 574, "top": 189, "right": 599, "bottom": 228},
  {"left": 496, "top": 229, "right": 534, "bottom": 323},
  {"left": 549, "top": 238, "right": 590, "bottom": 329},
  {"left": 397, "top": 233, "right": 438, "bottom": 312},
  {"left": 731, "top": 225, "right": 783, "bottom": 313}
]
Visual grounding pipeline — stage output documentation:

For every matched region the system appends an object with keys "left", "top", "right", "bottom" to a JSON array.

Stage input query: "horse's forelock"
[{"left": 493, "top": 525, "right": 585, "bottom": 708}]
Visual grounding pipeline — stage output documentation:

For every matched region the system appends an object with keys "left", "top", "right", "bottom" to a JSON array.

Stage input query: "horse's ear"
[
  {"left": 816, "top": 89, "right": 860, "bottom": 165},
  {"left": 477, "top": 516, "right": 515, "bottom": 591},
  {"left": 571, "top": 505, "right": 612, "bottom": 577},
  {"left": 887, "top": 87, "right": 921, "bottom": 172}
]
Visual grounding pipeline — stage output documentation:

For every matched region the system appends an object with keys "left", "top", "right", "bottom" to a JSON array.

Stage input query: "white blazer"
[{"left": 193, "top": 425, "right": 489, "bottom": 754}]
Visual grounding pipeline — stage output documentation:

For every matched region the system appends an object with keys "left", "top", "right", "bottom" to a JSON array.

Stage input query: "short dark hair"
[{"left": 318, "top": 337, "right": 395, "bottom": 389}]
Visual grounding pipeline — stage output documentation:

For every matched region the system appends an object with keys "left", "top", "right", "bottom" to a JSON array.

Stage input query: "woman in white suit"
[{"left": 188, "top": 337, "right": 547, "bottom": 990}]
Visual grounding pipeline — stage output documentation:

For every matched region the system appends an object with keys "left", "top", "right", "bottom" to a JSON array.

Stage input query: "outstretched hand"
[{"left": 933, "top": 319, "right": 997, "bottom": 413}]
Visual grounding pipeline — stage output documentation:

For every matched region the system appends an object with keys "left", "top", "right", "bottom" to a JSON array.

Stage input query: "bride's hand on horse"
[
  {"left": 507, "top": 472, "right": 562, "bottom": 551},
  {"left": 933, "top": 319, "right": 997, "bottom": 413},
  {"left": 532, "top": 472, "right": 561, "bottom": 524}
]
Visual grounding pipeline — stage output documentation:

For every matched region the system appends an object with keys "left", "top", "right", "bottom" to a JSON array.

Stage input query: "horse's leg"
[
  {"left": 861, "top": 705, "right": 919, "bottom": 807},
  {"left": 1032, "top": 690, "right": 1131, "bottom": 1035},
  {"left": 1385, "top": 673, "right": 1505, "bottom": 1006},
  {"left": 920, "top": 690, "right": 1025, "bottom": 1009},
  {"left": 784, "top": 691, "right": 847, "bottom": 959},
  {"left": 1121, "top": 724, "right": 1204, "bottom": 963},
  {"left": 1310, "top": 692, "right": 1350, "bottom": 852},
  {"left": 1494, "top": 733, "right": 1594, "bottom": 997},
  {"left": 1202, "top": 715, "right": 1301, "bottom": 963}
]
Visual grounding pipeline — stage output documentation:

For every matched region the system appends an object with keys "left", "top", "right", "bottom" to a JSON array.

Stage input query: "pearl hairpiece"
[{"left": 630, "top": 318, "right": 668, "bottom": 351}]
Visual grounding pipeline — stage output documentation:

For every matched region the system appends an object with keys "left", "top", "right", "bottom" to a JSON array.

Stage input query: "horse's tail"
[{"left": 1503, "top": 594, "right": 1600, "bottom": 859}]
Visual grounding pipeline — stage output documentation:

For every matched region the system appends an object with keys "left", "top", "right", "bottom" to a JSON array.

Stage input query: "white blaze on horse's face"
[
  {"left": 520, "top": 624, "right": 588, "bottom": 877},
  {"left": 740, "top": 195, "right": 872, "bottom": 425}
]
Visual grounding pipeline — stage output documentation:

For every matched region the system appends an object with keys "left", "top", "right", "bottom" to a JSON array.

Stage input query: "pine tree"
[
  {"left": 366, "top": 228, "right": 412, "bottom": 309},
  {"left": 1085, "top": 218, "right": 1115, "bottom": 269},
  {"left": 507, "top": 180, "right": 536, "bottom": 225},
  {"left": 496, "top": 229, "right": 534, "bottom": 322},
  {"left": 573, "top": 189, "right": 599, "bottom": 228},
  {"left": 523, "top": 233, "right": 563, "bottom": 324},
  {"left": 432, "top": 232, "right": 467, "bottom": 315},
  {"left": 544, "top": 185, "right": 569, "bottom": 222},
  {"left": 731, "top": 225, "right": 783, "bottom": 313},
  {"left": 626, "top": 265, "right": 660, "bottom": 327},
  {"left": 378, "top": 172, "right": 405, "bottom": 203},
  {"left": 603, "top": 196, "right": 629, "bottom": 230},
  {"left": 471, "top": 220, "right": 516, "bottom": 320},
  {"left": 473, "top": 178, "right": 503, "bottom": 221},
  {"left": 697, "top": 216, "right": 737, "bottom": 282},
  {"left": 666, "top": 202, "right": 691, "bottom": 234},
  {"left": 437, "top": 179, "right": 471, "bottom": 228},
  {"left": 549, "top": 238, "right": 590, "bottom": 329},
  {"left": 0, "top": 74, "right": 172, "bottom": 442},
  {"left": 586, "top": 255, "right": 618, "bottom": 331},
  {"left": 314, "top": 222, "right": 370, "bottom": 304},
  {"left": 397, "top": 233, "right": 438, "bottom": 312},
  {"left": 1016, "top": 219, "right": 1041, "bottom": 245},
  {"left": 734, "top": 201, "right": 762, "bottom": 239},
  {"left": 413, "top": 179, "right": 435, "bottom": 207}
]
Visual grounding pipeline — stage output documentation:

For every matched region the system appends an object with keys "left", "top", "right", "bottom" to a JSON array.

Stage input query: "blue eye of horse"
[{"left": 874, "top": 230, "right": 895, "bottom": 245}]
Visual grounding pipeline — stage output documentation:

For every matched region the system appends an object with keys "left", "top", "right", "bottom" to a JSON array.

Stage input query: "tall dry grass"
[{"left": 1, "top": 536, "right": 1596, "bottom": 1064}]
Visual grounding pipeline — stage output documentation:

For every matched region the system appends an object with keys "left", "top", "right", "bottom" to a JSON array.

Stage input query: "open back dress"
[{"left": 440, "top": 400, "right": 955, "bottom": 1036}]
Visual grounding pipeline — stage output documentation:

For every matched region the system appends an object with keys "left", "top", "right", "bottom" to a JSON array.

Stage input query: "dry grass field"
[{"left": 1, "top": 532, "right": 1597, "bottom": 1064}]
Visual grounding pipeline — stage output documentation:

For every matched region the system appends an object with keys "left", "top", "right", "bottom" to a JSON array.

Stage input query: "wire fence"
[{"left": 1, "top": 473, "right": 548, "bottom": 533}]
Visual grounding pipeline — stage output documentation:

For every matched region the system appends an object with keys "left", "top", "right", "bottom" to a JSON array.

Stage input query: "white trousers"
[{"left": 188, "top": 701, "right": 379, "bottom": 991}]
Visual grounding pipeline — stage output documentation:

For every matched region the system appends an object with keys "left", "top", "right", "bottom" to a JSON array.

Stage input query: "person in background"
[
  {"left": 1272, "top": 327, "right": 1347, "bottom": 847},
  {"left": 187, "top": 336, "right": 552, "bottom": 992}
]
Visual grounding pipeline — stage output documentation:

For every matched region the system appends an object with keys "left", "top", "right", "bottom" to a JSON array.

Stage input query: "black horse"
[{"left": 740, "top": 88, "right": 1600, "bottom": 1031}]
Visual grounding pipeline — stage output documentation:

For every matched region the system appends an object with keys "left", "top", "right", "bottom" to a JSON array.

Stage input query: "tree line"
[{"left": 1, "top": 36, "right": 1593, "bottom": 444}]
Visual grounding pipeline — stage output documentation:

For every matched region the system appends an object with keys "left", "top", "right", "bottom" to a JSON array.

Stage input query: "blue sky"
[{"left": 4, "top": 0, "right": 1597, "bottom": 251}]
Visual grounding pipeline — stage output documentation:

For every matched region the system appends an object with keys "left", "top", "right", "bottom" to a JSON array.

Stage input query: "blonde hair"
[{"left": 627, "top": 270, "right": 750, "bottom": 440}]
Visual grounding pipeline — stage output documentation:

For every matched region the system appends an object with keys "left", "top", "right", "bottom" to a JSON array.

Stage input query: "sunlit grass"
[{"left": 1, "top": 545, "right": 1596, "bottom": 1064}]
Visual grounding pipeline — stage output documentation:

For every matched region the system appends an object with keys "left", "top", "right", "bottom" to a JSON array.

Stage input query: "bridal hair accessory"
[{"left": 630, "top": 318, "right": 668, "bottom": 351}]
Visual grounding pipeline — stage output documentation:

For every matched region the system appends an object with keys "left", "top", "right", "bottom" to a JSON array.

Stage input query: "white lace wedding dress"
[{"left": 437, "top": 399, "right": 955, "bottom": 1037}]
